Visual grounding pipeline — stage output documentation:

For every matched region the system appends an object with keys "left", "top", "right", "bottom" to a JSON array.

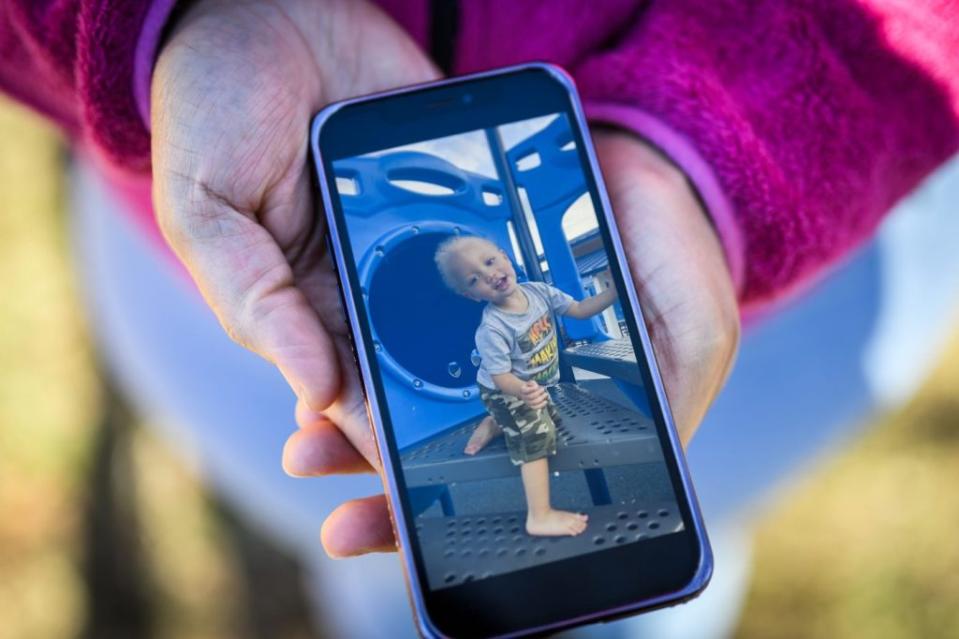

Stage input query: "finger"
[
  {"left": 283, "top": 414, "right": 374, "bottom": 477},
  {"left": 321, "top": 494, "right": 396, "bottom": 558},
  {"left": 320, "top": 339, "right": 382, "bottom": 469}
]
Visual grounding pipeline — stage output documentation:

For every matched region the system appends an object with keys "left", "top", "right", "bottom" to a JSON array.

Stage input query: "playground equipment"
[
  {"left": 333, "top": 117, "right": 677, "bottom": 586},
  {"left": 334, "top": 150, "right": 514, "bottom": 448}
]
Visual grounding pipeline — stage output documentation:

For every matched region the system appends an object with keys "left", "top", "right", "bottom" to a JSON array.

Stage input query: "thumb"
[{"left": 153, "top": 178, "right": 339, "bottom": 411}]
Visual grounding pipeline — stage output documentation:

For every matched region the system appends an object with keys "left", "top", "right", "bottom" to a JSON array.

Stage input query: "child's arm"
[
  {"left": 491, "top": 373, "right": 549, "bottom": 410},
  {"left": 563, "top": 286, "right": 618, "bottom": 320},
  {"left": 562, "top": 271, "right": 619, "bottom": 320}
]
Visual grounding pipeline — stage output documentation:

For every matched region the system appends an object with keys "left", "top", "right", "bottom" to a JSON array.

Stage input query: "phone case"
[{"left": 311, "top": 62, "right": 712, "bottom": 639}]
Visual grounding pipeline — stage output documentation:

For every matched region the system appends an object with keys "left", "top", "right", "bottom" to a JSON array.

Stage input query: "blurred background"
[{"left": 2, "top": 92, "right": 958, "bottom": 639}]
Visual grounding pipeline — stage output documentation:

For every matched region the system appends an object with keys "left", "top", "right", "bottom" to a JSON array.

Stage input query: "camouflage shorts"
[{"left": 479, "top": 385, "right": 560, "bottom": 466}]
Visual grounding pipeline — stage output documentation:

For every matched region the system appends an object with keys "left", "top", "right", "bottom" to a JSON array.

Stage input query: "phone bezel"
[{"left": 311, "top": 63, "right": 712, "bottom": 638}]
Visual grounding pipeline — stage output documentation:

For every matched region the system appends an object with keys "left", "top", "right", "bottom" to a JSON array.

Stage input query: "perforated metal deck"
[
  {"left": 417, "top": 501, "right": 683, "bottom": 589},
  {"left": 563, "top": 339, "right": 642, "bottom": 385},
  {"left": 401, "top": 383, "right": 661, "bottom": 488}
]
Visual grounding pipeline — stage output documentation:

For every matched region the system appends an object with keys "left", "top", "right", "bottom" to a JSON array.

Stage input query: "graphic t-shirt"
[{"left": 474, "top": 282, "right": 575, "bottom": 389}]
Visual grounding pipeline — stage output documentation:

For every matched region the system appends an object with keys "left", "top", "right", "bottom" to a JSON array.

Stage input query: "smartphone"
[{"left": 310, "top": 63, "right": 711, "bottom": 638}]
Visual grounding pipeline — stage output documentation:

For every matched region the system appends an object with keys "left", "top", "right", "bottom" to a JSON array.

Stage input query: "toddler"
[{"left": 435, "top": 235, "right": 618, "bottom": 536}]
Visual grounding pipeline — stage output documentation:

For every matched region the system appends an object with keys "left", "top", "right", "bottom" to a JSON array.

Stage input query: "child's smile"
[
  {"left": 470, "top": 257, "right": 517, "bottom": 304},
  {"left": 442, "top": 237, "right": 522, "bottom": 305},
  {"left": 491, "top": 273, "right": 512, "bottom": 292}
]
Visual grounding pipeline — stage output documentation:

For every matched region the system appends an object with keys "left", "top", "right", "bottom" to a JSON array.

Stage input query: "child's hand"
[
  {"left": 600, "top": 268, "right": 618, "bottom": 297},
  {"left": 519, "top": 381, "right": 549, "bottom": 410}
]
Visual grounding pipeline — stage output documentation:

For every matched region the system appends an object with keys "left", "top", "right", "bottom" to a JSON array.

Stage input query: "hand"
[
  {"left": 599, "top": 267, "right": 616, "bottom": 292},
  {"left": 593, "top": 129, "right": 740, "bottom": 444},
  {"left": 153, "top": 0, "right": 437, "bottom": 409},
  {"left": 155, "top": 2, "right": 738, "bottom": 557},
  {"left": 519, "top": 381, "right": 549, "bottom": 411},
  {"left": 286, "top": 128, "right": 740, "bottom": 558},
  {"left": 152, "top": 0, "right": 437, "bottom": 557}
]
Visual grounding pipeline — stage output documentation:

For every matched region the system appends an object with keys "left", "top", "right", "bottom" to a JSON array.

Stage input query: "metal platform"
[
  {"left": 401, "top": 383, "right": 661, "bottom": 488},
  {"left": 563, "top": 339, "right": 642, "bottom": 385},
  {"left": 416, "top": 501, "right": 684, "bottom": 589}
]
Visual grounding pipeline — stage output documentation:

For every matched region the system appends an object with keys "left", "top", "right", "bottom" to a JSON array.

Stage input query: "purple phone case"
[{"left": 310, "top": 62, "right": 713, "bottom": 639}]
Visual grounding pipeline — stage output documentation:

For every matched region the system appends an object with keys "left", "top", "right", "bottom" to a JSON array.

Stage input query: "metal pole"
[{"left": 484, "top": 127, "right": 544, "bottom": 282}]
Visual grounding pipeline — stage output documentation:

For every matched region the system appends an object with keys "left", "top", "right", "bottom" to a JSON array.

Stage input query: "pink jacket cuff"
[
  {"left": 585, "top": 101, "right": 746, "bottom": 296},
  {"left": 133, "top": 0, "right": 180, "bottom": 130}
]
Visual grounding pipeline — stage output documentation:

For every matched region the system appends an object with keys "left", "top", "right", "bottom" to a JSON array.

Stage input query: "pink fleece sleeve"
[
  {"left": 0, "top": 0, "right": 177, "bottom": 174},
  {"left": 573, "top": 0, "right": 959, "bottom": 311}
]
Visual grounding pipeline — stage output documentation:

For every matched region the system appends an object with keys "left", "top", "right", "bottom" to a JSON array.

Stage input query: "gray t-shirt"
[{"left": 474, "top": 282, "right": 575, "bottom": 389}]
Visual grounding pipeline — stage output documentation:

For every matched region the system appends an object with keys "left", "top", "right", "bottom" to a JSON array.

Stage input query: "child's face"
[{"left": 448, "top": 239, "right": 518, "bottom": 304}]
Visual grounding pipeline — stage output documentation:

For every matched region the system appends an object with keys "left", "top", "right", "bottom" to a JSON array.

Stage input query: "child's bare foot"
[
  {"left": 526, "top": 510, "right": 589, "bottom": 536},
  {"left": 464, "top": 416, "right": 501, "bottom": 455}
]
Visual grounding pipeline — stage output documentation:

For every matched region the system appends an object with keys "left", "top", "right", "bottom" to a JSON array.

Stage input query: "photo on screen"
[{"left": 332, "top": 113, "right": 684, "bottom": 590}]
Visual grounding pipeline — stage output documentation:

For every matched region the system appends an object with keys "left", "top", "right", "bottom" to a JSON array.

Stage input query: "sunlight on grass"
[
  {"left": 131, "top": 425, "right": 245, "bottom": 639},
  {"left": 0, "top": 97, "right": 90, "bottom": 639},
  {"left": 736, "top": 330, "right": 959, "bottom": 639}
]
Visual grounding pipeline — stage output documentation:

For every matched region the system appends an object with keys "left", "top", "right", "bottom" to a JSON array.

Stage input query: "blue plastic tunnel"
[{"left": 335, "top": 151, "right": 516, "bottom": 448}]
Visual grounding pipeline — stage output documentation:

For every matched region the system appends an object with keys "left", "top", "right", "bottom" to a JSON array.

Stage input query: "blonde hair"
[{"left": 434, "top": 235, "right": 501, "bottom": 293}]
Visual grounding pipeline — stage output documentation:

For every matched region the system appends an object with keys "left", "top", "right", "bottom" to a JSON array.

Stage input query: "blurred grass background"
[
  {"left": 0, "top": 97, "right": 312, "bottom": 639},
  {"left": 1, "top": 93, "right": 957, "bottom": 638},
  {"left": 736, "top": 332, "right": 959, "bottom": 639}
]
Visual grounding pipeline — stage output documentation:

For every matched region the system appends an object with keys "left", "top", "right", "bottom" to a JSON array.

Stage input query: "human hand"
[
  {"left": 599, "top": 268, "right": 618, "bottom": 298},
  {"left": 151, "top": 0, "right": 439, "bottom": 471},
  {"left": 593, "top": 129, "right": 740, "bottom": 444},
  {"left": 285, "top": 128, "right": 740, "bottom": 558},
  {"left": 520, "top": 381, "right": 549, "bottom": 411},
  {"left": 599, "top": 267, "right": 613, "bottom": 286}
]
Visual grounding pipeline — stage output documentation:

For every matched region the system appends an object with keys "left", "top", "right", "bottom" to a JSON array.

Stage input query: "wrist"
[
  {"left": 592, "top": 127, "right": 735, "bottom": 300},
  {"left": 592, "top": 126, "right": 735, "bottom": 303},
  {"left": 587, "top": 104, "right": 744, "bottom": 296}
]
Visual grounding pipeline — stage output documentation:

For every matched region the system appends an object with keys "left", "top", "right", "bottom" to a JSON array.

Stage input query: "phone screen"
[{"left": 314, "top": 66, "right": 707, "bottom": 636}]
